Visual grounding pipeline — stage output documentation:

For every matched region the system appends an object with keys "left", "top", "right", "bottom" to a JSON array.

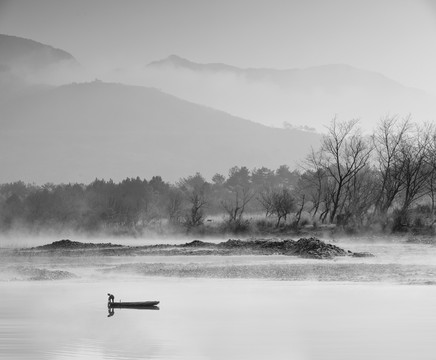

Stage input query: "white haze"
[
  {"left": 107, "top": 65, "right": 299, "bottom": 129},
  {"left": 105, "top": 62, "right": 436, "bottom": 132},
  {"left": 15, "top": 59, "right": 91, "bottom": 86}
]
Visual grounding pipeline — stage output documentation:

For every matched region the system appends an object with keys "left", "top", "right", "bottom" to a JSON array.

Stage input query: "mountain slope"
[
  {"left": 143, "top": 55, "right": 436, "bottom": 130},
  {"left": 0, "top": 34, "right": 79, "bottom": 71},
  {"left": 0, "top": 81, "right": 320, "bottom": 184},
  {"left": 0, "top": 34, "right": 87, "bottom": 101}
]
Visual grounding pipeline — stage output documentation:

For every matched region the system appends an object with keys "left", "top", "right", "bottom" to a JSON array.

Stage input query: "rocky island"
[{"left": 21, "top": 237, "right": 373, "bottom": 259}]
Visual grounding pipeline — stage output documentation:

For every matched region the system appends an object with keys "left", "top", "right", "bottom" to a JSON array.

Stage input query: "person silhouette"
[{"left": 108, "top": 293, "right": 115, "bottom": 303}]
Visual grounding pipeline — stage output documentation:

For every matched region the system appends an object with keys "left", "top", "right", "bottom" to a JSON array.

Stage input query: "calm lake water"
[{"left": 2, "top": 240, "right": 436, "bottom": 359}]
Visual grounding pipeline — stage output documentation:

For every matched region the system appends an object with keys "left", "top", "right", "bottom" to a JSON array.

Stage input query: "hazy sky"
[{"left": 1, "top": 0, "right": 436, "bottom": 95}]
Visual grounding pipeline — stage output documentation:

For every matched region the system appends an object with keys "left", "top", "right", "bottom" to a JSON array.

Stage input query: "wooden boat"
[{"left": 108, "top": 301, "right": 159, "bottom": 308}]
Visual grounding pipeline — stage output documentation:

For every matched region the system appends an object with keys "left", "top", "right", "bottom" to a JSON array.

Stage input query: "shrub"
[
  {"left": 392, "top": 209, "right": 409, "bottom": 232},
  {"left": 220, "top": 219, "right": 251, "bottom": 234},
  {"left": 413, "top": 215, "right": 425, "bottom": 228},
  {"left": 254, "top": 218, "right": 275, "bottom": 232}
]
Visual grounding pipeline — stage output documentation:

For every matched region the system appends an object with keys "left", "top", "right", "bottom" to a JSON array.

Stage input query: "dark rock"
[
  {"left": 216, "top": 237, "right": 349, "bottom": 259},
  {"left": 218, "top": 239, "right": 249, "bottom": 248},
  {"left": 183, "top": 240, "right": 214, "bottom": 247},
  {"left": 32, "top": 239, "right": 124, "bottom": 250},
  {"left": 352, "top": 252, "right": 375, "bottom": 258},
  {"left": 286, "top": 237, "right": 348, "bottom": 259}
]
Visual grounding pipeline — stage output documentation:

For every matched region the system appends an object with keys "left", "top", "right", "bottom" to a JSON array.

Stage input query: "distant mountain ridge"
[
  {"left": 146, "top": 55, "right": 436, "bottom": 130},
  {"left": 148, "top": 54, "right": 407, "bottom": 89},
  {"left": 149, "top": 54, "right": 243, "bottom": 73}
]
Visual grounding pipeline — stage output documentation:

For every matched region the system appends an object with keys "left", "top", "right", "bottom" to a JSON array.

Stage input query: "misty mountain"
[
  {"left": 0, "top": 34, "right": 80, "bottom": 72},
  {"left": 0, "top": 34, "right": 87, "bottom": 102},
  {"left": 148, "top": 55, "right": 242, "bottom": 73},
  {"left": 144, "top": 55, "right": 436, "bottom": 130},
  {"left": 0, "top": 81, "right": 320, "bottom": 184}
]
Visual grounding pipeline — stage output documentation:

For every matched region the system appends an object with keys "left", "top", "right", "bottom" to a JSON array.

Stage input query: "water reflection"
[
  {"left": 107, "top": 307, "right": 114, "bottom": 317},
  {"left": 107, "top": 304, "right": 159, "bottom": 317}
]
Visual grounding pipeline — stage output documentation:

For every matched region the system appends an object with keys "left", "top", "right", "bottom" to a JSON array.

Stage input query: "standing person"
[{"left": 107, "top": 293, "right": 115, "bottom": 303}]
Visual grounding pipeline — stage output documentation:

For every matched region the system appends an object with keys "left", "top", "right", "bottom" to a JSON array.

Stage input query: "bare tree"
[
  {"left": 221, "top": 185, "right": 254, "bottom": 225},
  {"left": 258, "top": 188, "right": 296, "bottom": 227},
  {"left": 258, "top": 188, "right": 273, "bottom": 218},
  {"left": 319, "top": 178, "right": 335, "bottom": 223},
  {"left": 394, "top": 123, "right": 434, "bottom": 227},
  {"left": 307, "top": 118, "right": 373, "bottom": 223},
  {"left": 300, "top": 149, "right": 326, "bottom": 218},
  {"left": 184, "top": 192, "right": 207, "bottom": 229},
  {"left": 425, "top": 128, "right": 436, "bottom": 225},
  {"left": 372, "top": 116, "right": 412, "bottom": 216},
  {"left": 166, "top": 187, "right": 184, "bottom": 224},
  {"left": 177, "top": 173, "right": 209, "bottom": 230},
  {"left": 339, "top": 165, "right": 379, "bottom": 227},
  {"left": 294, "top": 194, "right": 306, "bottom": 228}
]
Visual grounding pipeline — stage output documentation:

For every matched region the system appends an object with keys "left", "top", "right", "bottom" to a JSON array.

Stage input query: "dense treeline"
[
  {"left": 0, "top": 166, "right": 299, "bottom": 236},
  {"left": 1, "top": 117, "right": 435, "bottom": 237}
]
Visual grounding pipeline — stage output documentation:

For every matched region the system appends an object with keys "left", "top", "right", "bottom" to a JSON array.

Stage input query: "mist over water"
[
  {"left": 1, "top": 193, "right": 436, "bottom": 358},
  {"left": 2, "top": 236, "right": 436, "bottom": 282}
]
